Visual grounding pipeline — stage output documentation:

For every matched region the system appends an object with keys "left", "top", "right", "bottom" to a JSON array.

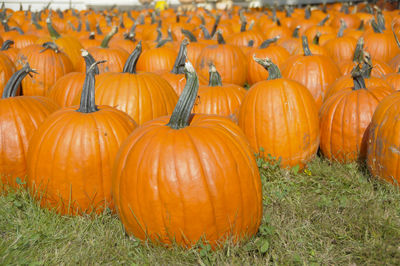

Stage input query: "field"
[{"left": 1, "top": 157, "right": 400, "bottom": 265}]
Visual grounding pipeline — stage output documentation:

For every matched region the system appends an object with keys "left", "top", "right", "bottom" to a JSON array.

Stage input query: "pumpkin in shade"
[
  {"left": 157, "top": 39, "right": 188, "bottom": 96},
  {"left": 87, "top": 26, "right": 130, "bottom": 73},
  {"left": 113, "top": 61, "right": 262, "bottom": 248},
  {"left": 281, "top": 36, "right": 340, "bottom": 109},
  {"left": 0, "top": 50, "right": 16, "bottom": 96},
  {"left": 196, "top": 31, "right": 247, "bottom": 86},
  {"left": 87, "top": 42, "right": 178, "bottom": 125},
  {"left": 27, "top": 56, "right": 137, "bottom": 215},
  {"left": 367, "top": 91, "right": 400, "bottom": 186},
  {"left": 46, "top": 51, "right": 97, "bottom": 107},
  {"left": 0, "top": 40, "right": 19, "bottom": 62},
  {"left": 16, "top": 42, "right": 73, "bottom": 96},
  {"left": 384, "top": 66, "right": 400, "bottom": 90},
  {"left": 319, "top": 65, "right": 392, "bottom": 163},
  {"left": 0, "top": 64, "right": 59, "bottom": 191},
  {"left": 238, "top": 57, "right": 319, "bottom": 169},
  {"left": 193, "top": 63, "right": 246, "bottom": 121}
]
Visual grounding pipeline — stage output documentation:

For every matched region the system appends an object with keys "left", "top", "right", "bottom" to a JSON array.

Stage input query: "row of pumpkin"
[{"left": 0, "top": 3, "right": 400, "bottom": 248}]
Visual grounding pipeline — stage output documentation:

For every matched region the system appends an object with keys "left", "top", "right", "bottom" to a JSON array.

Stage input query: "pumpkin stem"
[
  {"left": 68, "top": 21, "right": 77, "bottom": 31},
  {"left": 337, "top": 19, "right": 347, "bottom": 37},
  {"left": 122, "top": 41, "right": 142, "bottom": 74},
  {"left": 0, "top": 40, "right": 13, "bottom": 50},
  {"left": 2, "top": 63, "right": 38, "bottom": 98},
  {"left": 156, "top": 38, "right": 170, "bottom": 48},
  {"left": 351, "top": 64, "right": 366, "bottom": 90},
  {"left": 171, "top": 39, "right": 189, "bottom": 74},
  {"left": 56, "top": 9, "right": 64, "bottom": 19},
  {"left": 302, "top": 36, "right": 312, "bottom": 56},
  {"left": 1, "top": 18, "right": 10, "bottom": 32},
  {"left": 353, "top": 37, "right": 364, "bottom": 63},
  {"left": 88, "top": 31, "right": 96, "bottom": 40},
  {"left": 357, "top": 20, "right": 364, "bottom": 31},
  {"left": 392, "top": 25, "right": 400, "bottom": 49},
  {"left": 200, "top": 25, "right": 212, "bottom": 40},
  {"left": 198, "top": 14, "right": 206, "bottom": 26},
  {"left": 167, "top": 61, "right": 199, "bottom": 130},
  {"left": 253, "top": 55, "right": 282, "bottom": 80},
  {"left": 285, "top": 5, "right": 292, "bottom": 17},
  {"left": 317, "top": 15, "right": 330, "bottom": 26},
  {"left": 76, "top": 57, "right": 105, "bottom": 114},
  {"left": 361, "top": 52, "right": 373, "bottom": 78},
  {"left": 312, "top": 32, "right": 321, "bottom": 45},
  {"left": 259, "top": 36, "right": 280, "bottom": 49},
  {"left": 81, "top": 49, "right": 99, "bottom": 74},
  {"left": 248, "top": 40, "right": 254, "bottom": 47},
  {"left": 340, "top": 3, "right": 349, "bottom": 14},
  {"left": 292, "top": 26, "right": 300, "bottom": 38},
  {"left": 181, "top": 29, "right": 197, "bottom": 42},
  {"left": 375, "top": 6, "right": 386, "bottom": 31},
  {"left": 156, "top": 28, "right": 163, "bottom": 43},
  {"left": 304, "top": 6, "right": 311, "bottom": 19},
  {"left": 240, "top": 14, "right": 247, "bottom": 32},
  {"left": 210, "top": 14, "right": 221, "bottom": 37},
  {"left": 217, "top": 30, "right": 226, "bottom": 44},
  {"left": 46, "top": 17, "right": 62, "bottom": 39},
  {"left": 96, "top": 24, "right": 103, "bottom": 35},
  {"left": 100, "top": 26, "right": 118, "bottom": 48},
  {"left": 119, "top": 15, "right": 125, "bottom": 29},
  {"left": 31, "top": 13, "right": 43, "bottom": 30},
  {"left": 40, "top": 42, "right": 60, "bottom": 53},
  {"left": 208, "top": 63, "right": 222, "bottom": 86},
  {"left": 371, "top": 19, "right": 383, "bottom": 33},
  {"left": 76, "top": 19, "right": 82, "bottom": 32}
]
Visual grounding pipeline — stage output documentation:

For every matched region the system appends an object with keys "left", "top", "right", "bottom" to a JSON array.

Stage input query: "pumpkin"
[
  {"left": 277, "top": 26, "right": 301, "bottom": 54},
  {"left": 0, "top": 40, "right": 19, "bottom": 62},
  {"left": 196, "top": 31, "right": 247, "bottom": 86},
  {"left": 16, "top": 42, "right": 73, "bottom": 96},
  {"left": 281, "top": 36, "right": 340, "bottom": 109},
  {"left": 384, "top": 66, "right": 400, "bottom": 90},
  {"left": 27, "top": 56, "right": 137, "bottom": 215},
  {"left": 0, "top": 50, "right": 16, "bottom": 96},
  {"left": 113, "top": 61, "right": 262, "bottom": 248},
  {"left": 367, "top": 91, "right": 400, "bottom": 186},
  {"left": 87, "top": 26, "right": 130, "bottom": 73},
  {"left": 193, "top": 63, "right": 246, "bottom": 121},
  {"left": 0, "top": 64, "right": 59, "bottom": 190},
  {"left": 88, "top": 42, "right": 178, "bottom": 125},
  {"left": 319, "top": 65, "right": 392, "bottom": 163},
  {"left": 136, "top": 38, "right": 178, "bottom": 72},
  {"left": 238, "top": 57, "right": 319, "bottom": 169}
]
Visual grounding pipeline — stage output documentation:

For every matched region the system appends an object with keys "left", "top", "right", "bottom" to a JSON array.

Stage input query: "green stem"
[
  {"left": 357, "top": 20, "right": 364, "bottom": 31},
  {"left": 171, "top": 39, "right": 188, "bottom": 74},
  {"left": 122, "top": 41, "right": 142, "bottom": 74},
  {"left": 253, "top": 55, "right": 282, "bottom": 80},
  {"left": 0, "top": 40, "right": 13, "bottom": 50},
  {"left": 166, "top": 61, "right": 199, "bottom": 130},
  {"left": 259, "top": 36, "right": 279, "bottom": 49},
  {"left": 46, "top": 17, "right": 61, "bottom": 39},
  {"left": 100, "top": 26, "right": 118, "bottom": 48},
  {"left": 208, "top": 63, "right": 222, "bottom": 86},
  {"left": 312, "top": 32, "right": 320, "bottom": 45},
  {"left": 302, "top": 36, "right": 312, "bottom": 56},
  {"left": 2, "top": 63, "right": 37, "bottom": 98},
  {"left": 181, "top": 29, "right": 197, "bottom": 42},
  {"left": 76, "top": 57, "right": 105, "bottom": 113}
]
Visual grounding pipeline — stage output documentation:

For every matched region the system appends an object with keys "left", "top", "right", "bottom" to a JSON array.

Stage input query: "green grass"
[{"left": 1, "top": 157, "right": 400, "bottom": 265}]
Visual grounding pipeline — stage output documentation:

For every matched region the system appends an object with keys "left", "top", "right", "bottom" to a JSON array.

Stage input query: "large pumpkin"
[
  {"left": 113, "top": 61, "right": 262, "bottom": 248},
  {"left": 0, "top": 64, "right": 59, "bottom": 190},
  {"left": 319, "top": 66, "right": 392, "bottom": 163},
  {"left": 27, "top": 56, "right": 137, "bottom": 215},
  {"left": 238, "top": 57, "right": 320, "bottom": 169}
]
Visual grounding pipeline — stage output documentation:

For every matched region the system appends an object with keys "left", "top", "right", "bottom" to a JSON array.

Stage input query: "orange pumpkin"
[
  {"left": 239, "top": 57, "right": 319, "bottom": 169},
  {"left": 27, "top": 58, "right": 137, "bottom": 215},
  {"left": 113, "top": 61, "right": 262, "bottom": 248}
]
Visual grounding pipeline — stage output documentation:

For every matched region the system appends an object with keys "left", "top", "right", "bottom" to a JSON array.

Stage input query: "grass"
[{"left": 1, "top": 157, "right": 400, "bottom": 265}]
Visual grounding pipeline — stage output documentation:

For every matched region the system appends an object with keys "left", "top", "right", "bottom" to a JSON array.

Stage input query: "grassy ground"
[{"left": 1, "top": 157, "right": 400, "bottom": 265}]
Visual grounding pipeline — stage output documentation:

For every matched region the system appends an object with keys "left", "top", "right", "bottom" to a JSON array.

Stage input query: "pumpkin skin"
[
  {"left": 281, "top": 39, "right": 340, "bottom": 109},
  {"left": 367, "top": 92, "right": 400, "bottom": 186},
  {"left": 16, "top": 43, "right": 73, "bottom": 96},
  {"left": 46, "top": 72, "right": 85, "bottom": 107},
  {"left": 319, "top": 76, "right": 392, "bottom": 163},
  {"left": 136, "top": 46, "right": 178, "bottom": 73},
  {"left": 0, "top": 65, "right": 59, "bottom": 190},
  {"left": 27, "top": 58, "right": 137, "bottom": 215},
  {"left": 113, "top": 62, "right": 262, "bottom": 248},
  {"left": 384, "top": 69, "right": 400, "bottom": 90},
  {"left": 238, "top": 58, "right": 320, "bottom": 169},
  {"left": 0, "top": 52, "right": 16, "bottom": 96}
]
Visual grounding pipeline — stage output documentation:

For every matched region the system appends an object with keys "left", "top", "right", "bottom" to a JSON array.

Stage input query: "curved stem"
[
  {"left": 0, "top": 40, "right": 14, "bottom": 50},
  {"left": 122, "top": 41, "right": 142, "bottom": 74},
  {"left": 200, "top": 25, "right": 212, "bottom": 40},
  {"left": 393, "top": 26, "right": 400, "bottom": 49},
  {"left": 253, "top": 55, "right": 282, "bottom": 80},
  {"left": 100, "top": 26, "right": 118, "bottom": 48},
  {"left": 46, "top": 17, "right": 61, "bottom": 39},
  {"left": 312, "top": 32, "right": 321, "bottom": 45},
  {"left": 371, "top": 19, "right": 383, "bottom": 33},
  {"left": 167, "top": 61, "right": 199, "bottom": 130},
  {"left": 81, "top": 49, "right": 99, "bottom": 74},
  {"left": 96, "top": 24, "right": 103, "bottom": 35},
  {"left": 302, "top": 36, "right": 312, "bottom": 56},
  {"left": 351, "top": 64, "right": 366, "bottom": 90},
  {"left": 208, "top": 63, "right": 222, "bottom": 86},
  {"left": 357, "top": 20, "right": 364, "bottom": 31},
  {"left": 259, "top": 36, "right": 279, "bottom": 49},
  {"left": 304, "top": 6, "right": 311, "bottom": 19},
  {"left": 181, "top": 29, "right": 197, "bottom": 42},
  {"left": 156, "top": 38, "right": 170, "bottom": 48},
  {"left": 2, "top": 63, "right": 38, "bottom": 98},
  {"left": 31, "top": 13, "right": 43, "bottom": 30},
  {"left": 171, "top": 39, "right": 188, "bottom": 74},
  {"left": 317, "top": 15, "right": 330, "bottom": 26},
  {"left": 76, "top": 57, "right": 105, "bottom": 113},
  {"left": 292, "top": 26, "right": 300, "bottom": 38},
  {"left": 361, "top": 52, "right": 373, "bottom": 78},
  {"left": 337, "top": 19, "right": 346, "bottom": 38},
  {"left": 40, "top": 42, "right": 60, "bottom": 53},
  {"left": 210, "top": 14, "right": 221, "bottom": 37}
]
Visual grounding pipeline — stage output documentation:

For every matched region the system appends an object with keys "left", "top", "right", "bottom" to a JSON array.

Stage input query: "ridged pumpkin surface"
[
  {"left": 46, "top": 72, "right": 85, "bottom": 107},
  {"left": 113, "top": 114, "right": 262, "bottom": 248}
]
